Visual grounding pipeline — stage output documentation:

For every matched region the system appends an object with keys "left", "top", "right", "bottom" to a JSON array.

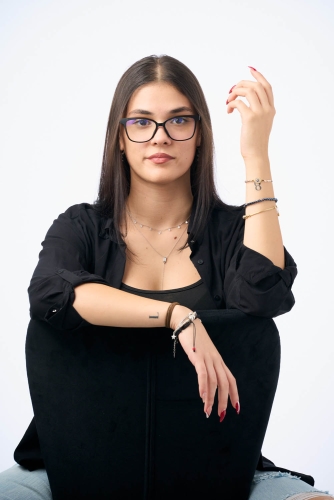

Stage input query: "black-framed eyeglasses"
[{"left": 119, "top": 115, "right": 200, "bottom": 143}]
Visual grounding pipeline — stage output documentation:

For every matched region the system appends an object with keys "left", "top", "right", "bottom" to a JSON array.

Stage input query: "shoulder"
[
  {"left": 51, "top": 203, "right": 111, "bottom": 239},
  {"left": 210, "top": 202, "right": 245, "bottom": 229},
  {"left": 195, "top": 201, "right": 244, "bottom": 249},
  {"left": 61, "top": 203, "right": 108, "bottom": 225},
  {"left": 62, "top": 203, "right": 102, "bottom": 220}
]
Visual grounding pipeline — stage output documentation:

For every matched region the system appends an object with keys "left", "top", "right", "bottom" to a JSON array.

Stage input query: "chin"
[{"left": 131, "top": 166, "right": 190, "bottom": 186}]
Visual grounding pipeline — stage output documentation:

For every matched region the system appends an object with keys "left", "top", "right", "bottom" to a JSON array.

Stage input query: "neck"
[{"left": 127, "top": 180, "right": 193, "bottom": 228}]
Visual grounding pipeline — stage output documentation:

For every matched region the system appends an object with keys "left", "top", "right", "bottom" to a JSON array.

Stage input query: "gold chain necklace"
[
  {"left": 128, "top": 215, "right": 188, "bottom": 290},
  {"left": 127, "top": 209, "right": 190, "bottom": 235}
]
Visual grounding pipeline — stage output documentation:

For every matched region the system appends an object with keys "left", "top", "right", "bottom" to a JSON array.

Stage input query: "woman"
[{"left": 0, "top": 55, "right": 331, "bottom": 500}]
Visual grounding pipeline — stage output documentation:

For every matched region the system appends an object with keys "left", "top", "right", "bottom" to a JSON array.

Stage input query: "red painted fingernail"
[
  {"left": 248, "top": 66, "right": 257, "bottom": 71},
  {"left": 235, "top": 402, "right": 240, "bottom": 414},
  {"left": 226, "top": 99, "right": 229, "bottom": 105},
  {"left": 219, "top": 410, "right": 226, "bottom": 423},
  {"left": 229, "top": 85, "right": 236, "bottom": 94}
]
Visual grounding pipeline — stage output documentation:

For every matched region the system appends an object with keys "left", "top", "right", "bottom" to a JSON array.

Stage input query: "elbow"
[
  {"left": 225, "top": 276, "right": 296, "bottom": 318},
  {"left": 28, "top": 277, "right": 84, "bottom": 330},
  {"left": 28, "top": 279, "right": 49, "bottom": 321},
  {"left": 28, "top": 279, "right": 65, "bottom": 322}
]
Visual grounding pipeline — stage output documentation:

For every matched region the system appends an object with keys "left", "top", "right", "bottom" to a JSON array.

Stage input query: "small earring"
[{"left": 121, "top": 151, "right": 125, "bottom": 162}]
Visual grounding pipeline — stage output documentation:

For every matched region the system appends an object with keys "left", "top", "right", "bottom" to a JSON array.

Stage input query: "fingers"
[
  {"left": 216, "top": 359, "right": 239, "bottom": 420},
  {"left": 195, "top": 359, "right": 217, "bottom": 417},
  {"left": 249, "top": 67, "right": 274, "bottom": 106},
  {"left": 221, "top": 361, "right": 240, "bottom": 414},
  {"left": 216, "top": 362, "right": 229, "bottom": 420},
  {"left": 195, "top": 355, "right": 239, "bottom": 422},
  {"left": 179, "top": 322, "right": 239, "bottom": 422},
  {"left": 228, "top": 85, "right": 270, "bottom": 111},
  {"left": 226, "top": 98, "right": 250, "bottom": 115},
  {"left": 195, "top": 362, "right": 208, "bottom": 402},
  {"left": 203, "top": 357, "right": 218, "bottom": 417},
  {"left": 226, "top": 67, "right": 275, "bottom": 111}
]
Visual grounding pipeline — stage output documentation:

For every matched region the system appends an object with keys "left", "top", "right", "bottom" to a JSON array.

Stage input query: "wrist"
[
  {"left": 244, "top": 156, "right": 271, "bottom": 175},
  {"left": 169, "top": 305, "right": 192, "bottom": 330}
]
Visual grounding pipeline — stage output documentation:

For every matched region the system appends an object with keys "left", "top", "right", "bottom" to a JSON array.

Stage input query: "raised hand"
[{"left": 226, "top": 67, "right": 276, "bottom": 162}]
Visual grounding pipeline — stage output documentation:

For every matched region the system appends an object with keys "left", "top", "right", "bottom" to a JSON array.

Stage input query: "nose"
[{"left": 151, "top": 124, "right": 172, "bottom": 144}]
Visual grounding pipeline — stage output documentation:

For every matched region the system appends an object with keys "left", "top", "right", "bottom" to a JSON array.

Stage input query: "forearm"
[
  {"left": 73, "top": 283, "right": 191, "bottom": 328},
  {"left": 243, "top": 157, "right": 284, "bottom": 269}
]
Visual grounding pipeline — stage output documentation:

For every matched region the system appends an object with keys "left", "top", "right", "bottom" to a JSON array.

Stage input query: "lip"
[
  {"left": 147, "top": 153, "right": 174, "bottom": 159},
  {"left": 147, "top": 153, "right": 175, "bottom": 164}
]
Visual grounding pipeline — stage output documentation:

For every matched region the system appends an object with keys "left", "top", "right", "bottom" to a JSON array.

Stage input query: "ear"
[
  {"left": 196, "top": 130, "right": 201, "bottom": 147},
  {"left": 119, "top": 133, "right": 125, "bottom": 151},
  {"left": 195, "top": 118, "right": 202, "bottom": 147}
]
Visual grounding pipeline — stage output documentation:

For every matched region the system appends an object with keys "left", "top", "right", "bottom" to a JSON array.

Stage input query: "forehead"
[{"left": 126, "top": 82, "right": 194, "bottom": 115}]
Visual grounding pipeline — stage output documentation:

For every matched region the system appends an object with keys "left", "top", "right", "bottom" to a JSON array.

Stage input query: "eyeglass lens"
[{"left": 125, "top": 116, "right": 196, "bottom": 142}]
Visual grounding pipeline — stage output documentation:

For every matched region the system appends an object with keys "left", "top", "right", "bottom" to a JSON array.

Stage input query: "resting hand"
[
  {"left": 170, "top": 306, "right": 240, "bottom": 421},
  {"left": 226, "top": 67, "right": 276, "bottom": 161}
]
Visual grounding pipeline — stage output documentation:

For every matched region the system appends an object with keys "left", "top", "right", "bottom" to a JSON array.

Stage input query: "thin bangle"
[
  {"left": 245, "top": 178, "right": 273, "bottom": 191},
  {"left": 165, "top": 302, "right": 180, "bottom": 328},
  {"left": 243, "top": 205, "right": 279, "bottom": 220},
  {"left": 172, "top": 312, "right": 198, "bottom": 357},
  {"left": 243, "top": 197, "right": 277, "bottom": 208}
]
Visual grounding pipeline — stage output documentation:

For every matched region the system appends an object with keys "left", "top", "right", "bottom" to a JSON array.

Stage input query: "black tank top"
[{"left": 120, "top": 279, "right": 216, "bottom": 310}]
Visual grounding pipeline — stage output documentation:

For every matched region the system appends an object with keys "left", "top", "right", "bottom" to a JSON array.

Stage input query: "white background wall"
[{"left": 1, "top": 0, "right": 333, "bottom": 494}]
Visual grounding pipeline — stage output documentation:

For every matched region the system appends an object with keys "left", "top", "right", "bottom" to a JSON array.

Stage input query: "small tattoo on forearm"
[{"left": 149, "top": 312, "right": 159, "bottom": 319}]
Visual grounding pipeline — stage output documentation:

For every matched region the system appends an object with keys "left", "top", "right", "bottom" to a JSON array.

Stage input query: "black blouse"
[
  {"left": 28, "top": 202, "right": 297, "bottom": 329},
  {"left": 15, "top": 202, "right": 315, "bottom": 498}
]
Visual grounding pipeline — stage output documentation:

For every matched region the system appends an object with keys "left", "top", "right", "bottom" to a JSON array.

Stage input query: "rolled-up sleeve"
[
  {"left": 224, "top": 243, "right": 297, "bottom": 318},
  {"left": 28, "top": 207, "right": 110, "bottom": 330}
]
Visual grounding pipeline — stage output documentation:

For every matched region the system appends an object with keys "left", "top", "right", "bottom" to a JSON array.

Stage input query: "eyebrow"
[{"left": 128, "top": 106, "right": 194, "bottom": 116}]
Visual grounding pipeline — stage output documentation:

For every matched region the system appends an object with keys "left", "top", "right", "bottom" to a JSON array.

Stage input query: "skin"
[
  {"left": 119, "top": 82, "right": 201, "bottom": 189},
  {"left": 120, "top": 83, "right": 200, "bottom": 291},
  {"left": 309, "top": 498, "right": 332, "bottom": 500},
  {"left": 121, "top": 82, "right": 239, "bottom": 418},
  {"left": 74, "top": 71, "right": 284, "bottom": 420},
  {"left": 227, "top": 68, "right": 284, "bottom": 268}
]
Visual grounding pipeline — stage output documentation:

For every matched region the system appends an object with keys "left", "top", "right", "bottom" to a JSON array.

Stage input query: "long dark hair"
[{"left": 95, "top": 55, "right": 228, "bottom": 244}]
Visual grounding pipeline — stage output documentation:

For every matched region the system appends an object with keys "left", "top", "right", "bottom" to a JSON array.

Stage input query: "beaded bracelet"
[
  {"left": 172, "top": 311, "right": 198, "bottom": 358},
  {"left": 244, "top": 197, "right": 277, "bottom": 208}
]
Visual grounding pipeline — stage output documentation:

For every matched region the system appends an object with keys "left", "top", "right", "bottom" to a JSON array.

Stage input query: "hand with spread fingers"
[
  {"left": 226, "top": 67, "right": 276, "bottom": 162},
  {"left": 170, "top": 305, "right": 240, "bottom": 422}
]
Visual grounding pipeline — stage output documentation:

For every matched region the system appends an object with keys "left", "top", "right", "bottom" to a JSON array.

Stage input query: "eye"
[
  {"left": 170, "top": 116, "right": 188, "bottom": 125},
  {"left": 131, "top": 119, "right": 152, "bottom": 127}
]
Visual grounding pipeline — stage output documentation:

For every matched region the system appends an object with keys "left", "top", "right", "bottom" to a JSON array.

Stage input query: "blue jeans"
[{"left": 0, "top": 465, "right": 333, "bottom": 500}]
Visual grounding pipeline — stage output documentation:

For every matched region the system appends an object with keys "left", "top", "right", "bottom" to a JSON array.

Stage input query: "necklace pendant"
[
  {"left": 158, "top": 231, "right": 162, "bottom": 234},
  {"left": 177, "top": 225, "right": 181, "bottom": 229},
  {"left": 163, "top": 257, "right": 167, "bottom": 263}
]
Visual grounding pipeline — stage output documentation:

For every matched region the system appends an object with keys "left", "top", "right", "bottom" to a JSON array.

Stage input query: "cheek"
[
  {"left": 186, "top": 145, "right": 197, "bottom": 162},
  {"left": 124, "top": 144, "right": 145, "bottom": 165}
]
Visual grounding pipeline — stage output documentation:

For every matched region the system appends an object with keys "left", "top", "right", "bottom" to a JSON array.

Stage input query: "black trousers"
[{"left": 15, "top": 310, "right": 280, "bottom": 499}]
